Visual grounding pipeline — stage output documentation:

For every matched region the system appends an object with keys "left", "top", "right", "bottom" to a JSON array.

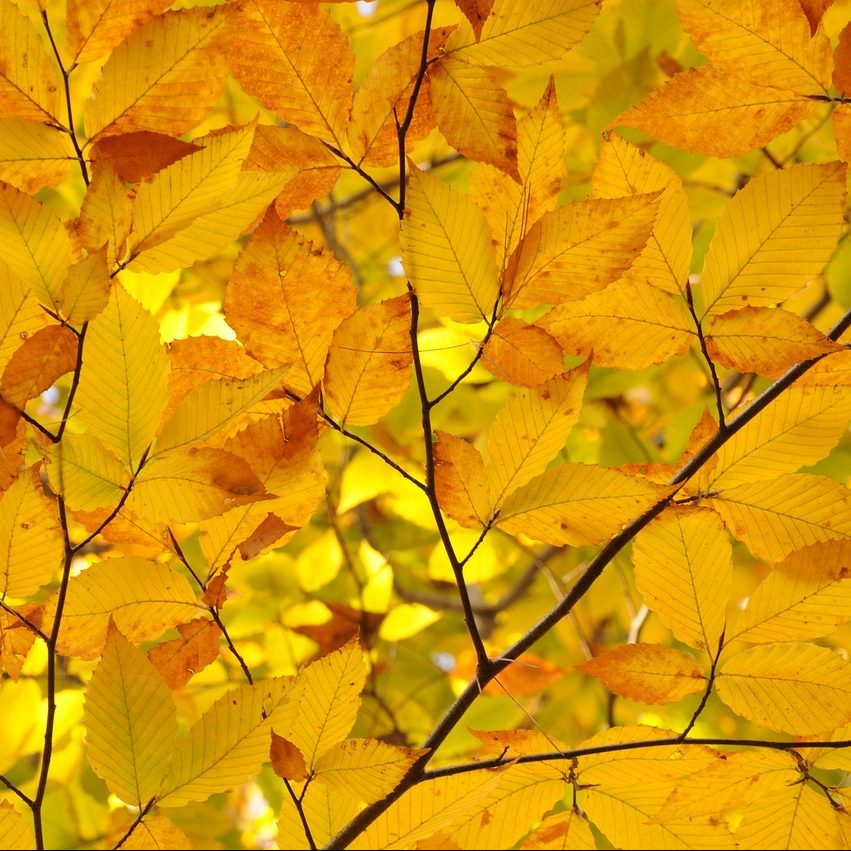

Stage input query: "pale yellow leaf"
[
  {"left": 708, "top": 473, "right": 851, "bottom": 562},
  {"left": 617, "top": 66, "right": 816, "bottom": 158},
  {"left": 84, "top": 624, "right": 178, "bottom": 806},
  {"left": 323, "top": 294, "right": 413, "bottom": 427},
  {"left": 590, "top": 133, "right": 691, "bottom": 296},
  {"left": 579, "top": 644, "right": 706, "bottom": 704},
  {"left": 120, "top": 816, "right": 191, "bottom": 851},
  {"left": 42, "top": 431, "right": 128, "bottom": 512},
  {"left": 314, "top": 738, "right": 426, "bottom": 805},
  {"left": 85, "top": 6, "right": 229, "bottom": 139},
  {"left": 73, "top": 285, "right": 169, "bottom": 470},
  {"left": 156, "top": 367, "right": 289, "bottom": 454},
  {"left": 68, "top": 160, "right": 134, "bottom": 271},
  {"left": 401, "top": 167, "right": 500, "bottom": 324},
  {"left": 716, "top": 643, "right": 851, "bottom": 734},
  {"left": 278, "top": 783, "right": 361, "bottom": 850},
  {"left": 52, "top": 557, "right": 198, "bottom": 661},
  {"left": 225, "top": 210, "right": 357, "bottom": 396},
  {"left": 61, "top": 246, "right": 112, "bottom": 325},
  {"left": 446, "top": 0, "right": 601, "bottom": 67},
  {"left": 349, "top": 27, "right": 452, "bottom": 167},
  {"left": 0, "top": 2, "right": 61, "bottom": 123},
  {"left": 127, "top": 447, "right": 265, "bottom": 523},
  {"left": 283, "top": 640, "right": 367, "bottom": 770},
  {"left": 131, "top": 171, "right": 288, "bottom": 274},
  {"left": 498, "top": 463, "right": 673, "bottom": 546},
  {"left": 0, "top": 467, "right": 63, "bottom": 598},
  {"left": 701, "top": 384, "right": 851, "bottom": 491},
  {"left": 226, "top": 0, "right": 353, "bottom": 147},
  {"left": 704, "top": 306, "right": 842, "bottom": 376},
  {"left": 0, "top": 801, "right": 35, "bottom": 850},
  {"left": 729, "top": 540, "right": 851, "bottom": 644},
  {"left": 160, "top": 677, "right": 296, "bottom": 807},
  {"left": 521, "top": 809, "right": 596, "bottom": 850},
  {"left": 487, "top": 365, "right": 588, "bottom": 508},
  {"left": 700, "top": 162, "right": 847, "bottom": 317},
  {"left": 434, "top": 430, "right": 490, "bottom": 528},
  {"left": 0, "top": 181, "right": 71, "bottom": 310},
  {"left": 429, "top": 56, "right": 520, "bottom": 180},
  {"left": 633, "top": 507, "right": 731, "bottom": 652},
  {"left": 677, "top": 0, "right": 833, "bottom": 94},
  {"left": 67, "top": 0, "right": 171, "bottom": 65},
  {"left": 506, "top": 194, "right": 661, "bottom": 309},
  {"left": 349, "top": 771, "right": 504, "bottom": 850},
  {"left": 537, "top": 280, "right": 694, "bottom": 369},
  {"left": 0, "top": 119, "right": 74, "bottom": 194},
  {"left": 126, "top": 124, "right": 255, "bottom": 266},
  {"left": 480, "top": 318, "right": 565, "bottom": 388}
]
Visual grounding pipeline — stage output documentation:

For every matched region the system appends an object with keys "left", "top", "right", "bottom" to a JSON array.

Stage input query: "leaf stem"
[
  {"left": 685, "top": 282, "right": 726, "bottom": 431},
  {"left": 679, "top": 628, "right": 725, "bottom": 739}
]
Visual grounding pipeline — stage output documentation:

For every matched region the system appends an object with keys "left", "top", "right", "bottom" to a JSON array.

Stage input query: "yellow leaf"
[
  {"left": 314, "top": 738, "right": 427, "bottom": 805},
  {"left": 127, "top": 447, "right": 265, "bottom": 523},
  {"left": 537, "top": 280, "right": 694, "bottom": 369},
  {"left": 797, "top": 349, "right": 851, "bottom": 386},
  {"left": 278, "top": 783, "right": 361, "bottom": 850},
  {"left": 429, "top": 56, "right": 520, "bottom": 181},
  {"left": 633, "top": 507, "right": 731, "bottom": 652},
  {"left": 676, "top": 0, "right": 833, "bottom": 94},
  {"left": 434, "top": 430, "right": 490, "bottom": 528},
  {"left": 617, "top": 66, "right": 816, "bottom": 158},
  {"left": 283, "top": 640, "right": 367, "bottom": 770},
  {"left": 451, "top": 763, "right": 568, "bottom": 850},
  {"left": 716, "top": 643, "right": 851, "bottom": 734},
  {"left": 0, "top": 2, "right": 61, "bottom": 123},
  {"left": 0, "top": 279, "right": 45, "bottom": 375},
  {"left": 68, "top": 161, "right": 134, "bottom": 271},
  {"left": 84, "top": 6, "right": 229, "bottom": 139},
  {"left": 0, "top": 467, "right": 63, "bottom": 598},
  {"left": 51, "top": 557, "right": 198, "bottom": 660},
  {"left": 729, "top": 541, "right": 851, "bottom": 644},
  {"left": 470, "top": 77, "right": 565, "bottom": 265},
  {"left": 67, "top": 0, "right": 171, "bottom": 65},
  {"left": 73, "top": 285, "right": 169, "bottom": 470},
  {"left": 61, "top": 247, "right": 112, "bottom": 326},
  {"left": 349, "top": 27, "right": 453, "bottom": 167},
  {"left": 701, "top": 384, "right": 851, "bottom": 491},
  {"left": 0, "top": 604, "right": 39, "bottom": 680},
  {"left": 401, "top": 167, "right": 500, "bottom": 324},
  {"left": 42, "top": 431, "right": 128, "bottom": 512},
  {"left": 487, "top": 365, "right": 589, "bottom": 508},
  {"left": 480, "top": 318, "right": 565, "bottom": 388},
  {"left": 323, "top": 294, "right": 413, "bottom": 427},
  {"left": 224, "top": 210, "right": 357, "bottom": 396},
  {"left": 0, "top": 325, "right": 77, "bottom": 408},
  {"left": 148, "top": 618, "right": 220, "bottom": 689},
  {"left": 160, "top": 677, "right": 296, "bottom": 807},
  {"left": 708, "top": 473, "right": 851, "bottom": 562},
  {"left": 590, "top": 133, "right": 691, "bottom": 296},
  {"left": 700, "top": 162, "right": 847, "bottom": 317},
  {"left": 0, "top": 119, "right": 74, "bottom": 194},
  {"left": 349, "top": 771, "right": 504, "bottom": 850},
  {"left": 0, "top": 801, "right": 35, "bottom": 850},
  {"left": 834, "top": 104, "right": 851, "bottom": 163},
  {"left": 226, "top": 0, "right": 354, "bottom": 147},
  {"left": 156, "top": 367, "right": 289, "bottom": 454},
  {"left": 521, "top": 809, "right": 596, "bottom": 850},
  {"left": 84, "top": 624, "right": 178, "bottom": 806},
  {"left": 497, "top": 463, "right": 673, "bottom": 546},
  {"left": 704, "top": 307, "right": 842, "bottom": 376},
  {"left": 506, "top": 194, "right": 661, "bottom": 309},
  {"left": 132, "top": 171, "right": 289, "bottom": 274},
  {"left": 126, "top": 124, "right": 255, "bottom": 267},
  {"left": 0, "top": 181, "right": 72, "bottom": 310},
  {"left": 446, "top": 0, "right": 601, "bottom": 67},
  {"left": 119, "top": 816, "right": 191, "bottom": 851}
]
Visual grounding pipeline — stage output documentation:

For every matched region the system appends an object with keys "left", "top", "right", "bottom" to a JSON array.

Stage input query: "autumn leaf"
[{"left": 148, "top": 618, "right": 220, "bottom": 689}]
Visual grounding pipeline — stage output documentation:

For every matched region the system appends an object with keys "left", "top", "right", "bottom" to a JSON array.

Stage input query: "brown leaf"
[
  {"left": 148, "top": 618, "right": 221, "bottom": 689},
  {"left": 202, "top": 568, "right": 229, "bottom": 609},
  {"left": 270, "top": 731, "right": 308, "bottom": 781},
  {"left": 291, "top": 603, "right": 384, "bottom": 656},
  {"left": 91, "top": 132, "right": 202, "bottom": 183}
]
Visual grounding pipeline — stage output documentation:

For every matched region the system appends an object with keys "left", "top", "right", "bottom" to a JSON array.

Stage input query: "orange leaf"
[
  {"left": 91, "top": 132, "right": 202, "bottom": 183},
  {"left": 0, "top": 325, "right": 77, "bottom": 409},
  {"left": 434, "top": 430, "right": 490, "bottom": 528},
  {"left": 148, "top": 618, "right": 221, "bottom": 689},
  {"left": 481, "top": 318, "right": 564, "bottom": 388},
  {"left": 834, "top": 22, "right": 851, "bottom": 94},
  {"left": 202, "top": 568, "right": 229, "bottom": 609},
  {"left": 453, "top": 0, "right": 494, "bottom": 38},
  {"left": 270, "top": 731, "right": 308, "bottom": 781},
  {"left": 0, "top": 603, "right": 40, "bottom": 680},
  {"left": 456, "top": 651, "right": 564, "bottom": 696},
  {"left": 291, "top": 603, "right": 384, "bottom": 656},
  {"left": 578, "top": 644, "right": 706, "bottom": 703}
]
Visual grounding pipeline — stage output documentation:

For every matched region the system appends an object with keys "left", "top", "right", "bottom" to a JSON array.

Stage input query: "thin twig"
[
  {"left": 685, "top": 282, "right": 726, "bottom": 430},
  {"left": 679, "top": 628, "right": 725, "bottom": 739},
  {"left": 323, "top": 142, "right": 399, "bottom": 209},
  {"left": 284, "top": 779, "right": 317, "bottom": 851},
  {"left": 0, "top": 774, "right": 33, "bottom": 806},
  {"left": 112, "top": 798, "right": 155, "bottom": 850}
]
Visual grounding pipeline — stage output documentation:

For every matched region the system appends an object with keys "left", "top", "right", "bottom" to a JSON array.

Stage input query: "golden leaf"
[
  {"left": 480, "top": 318, "right": 564, "bottom": 388},
  {"left": 434, "top": 430, "right": 490, "bottom": 528},
  {"left": 148, "top": 618, "right": 221, "bottom": 690},
  {"left": 0, "top": 119, "right": 74, "bottom": 194},
  {"left": 0, "top": 325, "right": 77, "bottom": 408},
  {"left": 0, "top": 801, "right": 35, "bottom": 850},
  {"left": 521, "top": 810, "right": 596, "bottom": 850}
]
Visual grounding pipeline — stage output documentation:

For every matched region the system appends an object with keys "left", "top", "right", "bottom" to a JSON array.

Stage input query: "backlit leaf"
[
  {"left": 480, "top": 318, "right": 565, "bottom": 388},
  {"left": 278, "top": 783, "right": 361, "bottom": 850},
  {"left": 90, "top": 131, "right": 202, "bottom": 184},
  {"left": 148, "top": 618, "right": 221, "bottom": 689},
  {"left": 119, "top": 817, "right": 191, "bottom": 851},
  {"left": 521, "top": 810, "right": 596, "bottom": 850},
  {"left": 0, "top": 801, "right": 35, "bottom": 850},
  {"left": 0, "top": 324, "right": 77, "bottom": 408},
  {"left": 0, "top": 119, "right": 74, "bottom": 194},
  {"left": 434, "top": 430, "right": 490, "bottom": 528},
  {"left": 60, "top": 247, "right": 112, "bottom": 325}
]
